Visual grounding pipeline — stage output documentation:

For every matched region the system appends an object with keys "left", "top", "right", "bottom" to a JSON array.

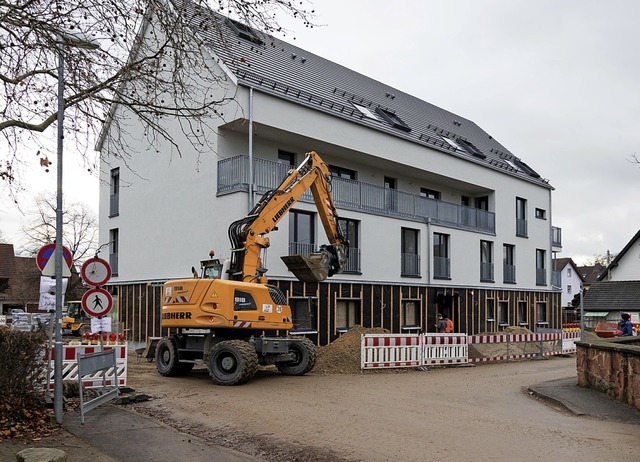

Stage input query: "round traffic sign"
[
  {"left": 81, "top": 257, "right": 112, "bottom": 286},
  {"left": 81, "top": 288, "right": 113, "bottom": 317},
  {"left": 36, "top": 243, "right": 73, "bottom": 271}
]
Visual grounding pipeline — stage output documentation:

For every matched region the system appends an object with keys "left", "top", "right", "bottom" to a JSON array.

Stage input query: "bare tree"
[
  {"left": 19, "top": 193, "right": 98, "bottom": 268},
  {"left": 1, "top": 0, "right": 315, "bottom": 199},
  {"left": 585, "top": 253, "right": 616, "bottom": 267}
]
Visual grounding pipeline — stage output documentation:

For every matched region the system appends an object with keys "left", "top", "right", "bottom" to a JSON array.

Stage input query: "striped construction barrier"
[
  {"left": 361, "top": 334, "right": 422, "bottom": 369},
  {"left": 44, "top": 344, "right": 128, "bottom": 390},
  {"left": 423, "top": 333, "right": 468, "bottom": 365},
  {"left": 360, "top": 331, "right": 581, "bottom": 369}
]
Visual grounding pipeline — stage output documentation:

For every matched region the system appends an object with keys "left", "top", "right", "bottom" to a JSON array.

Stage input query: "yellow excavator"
[{"left": 156, "top": 151, "right": 349, "bottom": 385}]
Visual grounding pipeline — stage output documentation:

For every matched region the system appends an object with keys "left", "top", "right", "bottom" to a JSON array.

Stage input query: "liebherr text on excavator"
[{"left": 156, "top": 151, "right": 349, "bottom": 385}]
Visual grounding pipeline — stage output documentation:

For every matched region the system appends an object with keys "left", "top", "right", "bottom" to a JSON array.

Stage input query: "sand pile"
[{"left": 313, "top": 325, "right": 388, "bottom": 374}]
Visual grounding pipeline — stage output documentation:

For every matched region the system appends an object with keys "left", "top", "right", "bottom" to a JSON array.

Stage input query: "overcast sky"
[{"left": 2, "top": 0, "right": 639, "bottom": 266}]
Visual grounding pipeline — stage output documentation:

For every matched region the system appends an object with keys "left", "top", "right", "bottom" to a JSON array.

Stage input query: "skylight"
[
  {"left": 375, "top": 107, "right": 411, "bottom": 132},
  {"left": 352, "top": 103, "right": 379, "bottom": 120},
  {"left": 442, "top": 136, "right": 463, "bottom": 151}
]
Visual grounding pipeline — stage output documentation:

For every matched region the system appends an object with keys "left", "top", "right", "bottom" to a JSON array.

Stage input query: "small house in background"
[
  {"left": 582, "top": 229, "right": 640, "bottom": 327},
  {"left": 553, "top": 257, "right": 584, "bottom": 323},
  {"left": 577, "top": 263, "right": 607, "bottom": 290}
]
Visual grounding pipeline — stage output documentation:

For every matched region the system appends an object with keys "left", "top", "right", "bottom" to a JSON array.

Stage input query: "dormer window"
[{"left": 226, "top": 18, "right": 264, "bottom": 45}]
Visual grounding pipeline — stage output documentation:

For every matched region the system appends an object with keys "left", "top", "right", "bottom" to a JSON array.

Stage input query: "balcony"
[
  {"left": 551, "top": 226, "right": 562, "bottom": 248},
  {"left": 480, "top": 262, "right": 494, "bottom": 282},
  {"left": 503, "top": 264, "right": 516, "bottom": 284},
  {"left": 218, "top": 155, "right": 496, "bottom": 234},
  {"left": 536, "top": 268, "right": 546, "bottom": 286}
]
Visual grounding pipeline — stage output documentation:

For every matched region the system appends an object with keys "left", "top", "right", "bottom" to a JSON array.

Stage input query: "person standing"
[
  {"left": 435, "top": 314, "right": 447, "bottom": 333},
  {"left": 444, "top": 314, "right": 454, "bottom": 333}
]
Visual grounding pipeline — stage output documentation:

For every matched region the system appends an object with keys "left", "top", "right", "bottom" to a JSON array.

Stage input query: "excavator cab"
[{"left": 200, "top": 258, "right": 224, "bottom": 279}]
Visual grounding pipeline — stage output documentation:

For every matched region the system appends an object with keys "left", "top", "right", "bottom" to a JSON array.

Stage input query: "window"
[
  {"left": 535, "top": 208, "right": 546, "bottom": 219},
  {"left": 329, "top": 165, "right": 357, "bottom": 180},
  {"left": 536, "top": 249, "right": 546, "bottom": 285},
  {"left": 503, "top": 244, "right": 516, "bottom": 283},
  {"left": 278, "top": 150, "right": 295, "bottom": 166},
  {"left": 567, "top": 267, "right": 572, "bottom": 277},
  {"left": 456, "top": 138, "right": 486, "bottom": 159},
  {"left": 401, "top": 228, "right": 420, "bottom": 277},
  {"left": 499, "top": 301, "right": 509, "bottom": 327},
  {"left": 420, "top": 188, "right": 441, "bottom": 200},
  {"left": 518, "top": 301, "right": 528, "bottom": 326},
  {"left": 486, "top": 298, "right": 495, "bottom": 322},
  {"left": 374, "top": 107, "right": 411, "bottom": 132},
  {"left": 480, "top": 240, "right": 494, "bottom": 282},
  {"left": 433, "top": 233, "right": 450, "bottom": 279},
  {"left": 336, "top": 299, "right": 360, "bottom": 331},
  {"left": 402, "top": 300, "right": 421, "bottom": 330},
  {"left": 109, "top": 228, "right": 119, "bottom": 276},
  {"left": 516, "top": 197, "right": 527, "bottom": 237},
  {"left": 442, "top": 136, "right": 463, "bottom": 151},
  {"left": 352, "top": 103, "right": 379, "bottom": 120},
  {"left": 567, "top": 285, "right": 572, "bottom": 295},
  {"left": 289, "top": 297, "right": 317, "bottom": 333},
  {"left": 536, "top": 302, "right": 547, "bottom": 324},
  {"left": 109, "top": 168, "right": 120, "bottom": 217},
  {"left": 289, "top": 210, "right": 315, "bottom": 255},
  {"left": 226, "top": 18, "right": 264, "bottom": 45},
  {"left": 338, "top": 218, "right": 360, "bottom": 273},
  {"left": 475, "top": 196, "right": 489, "bottom": 211}
]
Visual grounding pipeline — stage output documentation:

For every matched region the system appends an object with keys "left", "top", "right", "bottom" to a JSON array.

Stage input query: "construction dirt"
[{"left": 3, "top": 327, "right": 638, "bottom": 461}]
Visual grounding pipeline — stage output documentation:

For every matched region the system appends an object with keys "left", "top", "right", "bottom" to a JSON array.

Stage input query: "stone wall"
[{"left": 576, "top": 337, "right": 640, "bottom": 411}]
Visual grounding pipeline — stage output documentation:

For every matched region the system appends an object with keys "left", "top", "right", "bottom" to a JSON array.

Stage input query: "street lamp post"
[{"left": 54, "top": 32, "right": 99, "bottom": 425}]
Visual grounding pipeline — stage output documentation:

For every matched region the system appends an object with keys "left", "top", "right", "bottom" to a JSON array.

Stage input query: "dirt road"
[{"left": 125, "top": 356, "right": 639, "bottom": 462}]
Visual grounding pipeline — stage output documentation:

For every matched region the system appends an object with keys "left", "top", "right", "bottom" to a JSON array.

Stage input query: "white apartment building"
[{"left": 97, "top": 5, "right": 562, "bottom": 344}]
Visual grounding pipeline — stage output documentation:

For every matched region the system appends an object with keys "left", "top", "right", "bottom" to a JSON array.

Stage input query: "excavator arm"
[{"left": 227, "top": 151, "right": 349, "bottom": 283}]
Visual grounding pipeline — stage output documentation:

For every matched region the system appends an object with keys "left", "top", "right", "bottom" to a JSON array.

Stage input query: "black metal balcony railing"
[
  {"left": 480, "top": 262, "right": 494, "bottom": 282},
  {"left": 516, "top": 218, "right": 527, "bottom": 237},
  {"left": 218, "top": 156, "right": 496, "bottom": 234},
  {"left": 109, "top": 193, "right": 119, "bottom": 217},
  {"left": 503, "top": 264, "right": 516, "bottom": 283},
  {"left": 433, "top": 256, "right": 450, "bottom": 279},
  {"left": 401, "top": 253, "right": 420, "bottom": 277}
]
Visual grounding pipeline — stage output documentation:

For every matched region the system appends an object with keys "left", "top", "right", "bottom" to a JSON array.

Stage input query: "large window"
[
  {"left": 338, "top": 218, "right": 360, "bottom": 273},
  {"left": 289, "top": 210, "right": 315, "bottom": 255},
  {"left": 499, "top": 301, "right": 509, "bottom": 328},
  {"left": 486, "top": 298, "right": 495, "bottom": 322},
  {"left": 420, "top": 188, "right": 441, "bottom": 200},
  {"left": 384, "top": 176, "right": 397, "bottom": 211},
  {"left": 433, "top": 233, "right": 450, "bottom": 279},
  {"left": 402, "top": 300, "right": 421, "bottom": 331},
  {"left": 289, "top": 297, "right": 317, "bottom": 333},
  {"left": 516, "top": 197, "right": 527, "bottom": 237},
  {"left": 518, "top": 301, "right": 528, "bottom": 326},
  {"left": 329, "top": 165, "right": 357, "bottom": 180},
  {"left": 536, "top": 301, "right": 548, "bottom": 324},
  {"left": 503, "top": 244, "right": 516, "bottom": 283},
  {"left": 109, "top": 228, "right": 119, "bottom": 276},
  {"left": 336, "top": 299, "right": 360, "bottom": 332},
  {"left": 536, "top": 249, "right": 546, "bottom": 285},
  {"left": 401, "top": 227, "right": 420, "bottom": 277},
  {"left": 278, "top": 150, "right": 295, "bottom": 166},
  {"left": 109, "top": 168, "right": 120, "bottom": 217},
  {"left": 480, "top": 240, "right": 494, "bottom": 282}
]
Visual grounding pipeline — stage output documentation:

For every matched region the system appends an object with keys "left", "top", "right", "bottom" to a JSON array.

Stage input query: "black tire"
[
  {"left": 276, "top": 337, "right": 317, "bottom": 376},
  {"left": 156, "top": 337, "right": 193, "bottom": 376},
  {"left": 77, "top": 325, "right": 90, "bottom": 338},
  {"left": 208, "top": 340, "right": 258, "bottom": 386}
]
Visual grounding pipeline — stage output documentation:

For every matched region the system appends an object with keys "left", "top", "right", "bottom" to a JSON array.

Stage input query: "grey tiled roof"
[
  {"left": 0, "top": 243, "right": 16, "bottom": 279},
  {"left": 185, "top": 3, "right": 552, "bottom": 188},
  {"left": 583, "top": 280, "right": 640, "bottom": 312}
]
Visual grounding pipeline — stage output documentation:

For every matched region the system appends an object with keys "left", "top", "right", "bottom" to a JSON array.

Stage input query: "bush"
[{"left": 0, "top": 327, "right": 49, "bottom": 436}]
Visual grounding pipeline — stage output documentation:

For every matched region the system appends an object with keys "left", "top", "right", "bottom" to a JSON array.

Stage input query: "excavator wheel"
[
  {"left": 208, "top": 340, "right": 259, "bottom": 386},
  {"left": 276, "top": 337, "right": 317, "bottom": 376},
  {"left": 156, "top": 336, "right": 194, "bottom": 376}
]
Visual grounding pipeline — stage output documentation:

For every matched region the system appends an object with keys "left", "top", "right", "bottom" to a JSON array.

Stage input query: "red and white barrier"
[
  {"left": 423, "top": 334, "right": 468, "bottom": 365},
  {"left": 361, "top": 334, "right": 422, "bottom": 369},
  {"left": 360, "top": 331, "right": 581, "bottom": 369},
  {"left": 44, "top": 344, "right": 128, "bottom": 390}
]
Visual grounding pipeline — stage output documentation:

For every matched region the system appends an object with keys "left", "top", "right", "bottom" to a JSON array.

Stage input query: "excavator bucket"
[{"left": 281, "top": 253, "right": 331, "bottom": 282}]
